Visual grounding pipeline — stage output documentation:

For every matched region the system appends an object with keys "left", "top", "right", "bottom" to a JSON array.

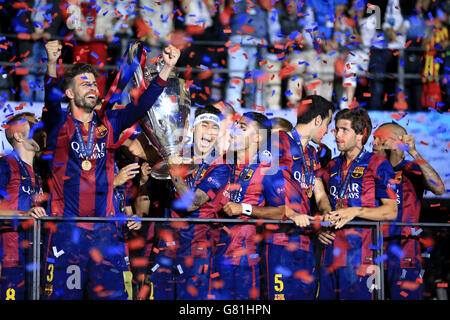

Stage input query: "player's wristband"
[{"left": 241, "top": 203, "right": 252, "bottom": 216}]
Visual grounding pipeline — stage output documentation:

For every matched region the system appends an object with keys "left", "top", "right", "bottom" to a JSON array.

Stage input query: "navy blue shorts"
[{"left": 42, "top": 223, "right": 130, "bottom": 300}]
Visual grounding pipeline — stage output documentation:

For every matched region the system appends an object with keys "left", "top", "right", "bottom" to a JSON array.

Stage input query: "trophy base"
[{"left": 150, "top": 160, "right": 197, "bottom": 180}]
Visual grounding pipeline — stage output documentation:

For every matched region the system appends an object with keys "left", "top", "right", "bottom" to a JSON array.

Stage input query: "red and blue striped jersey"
[
  {"left": 216, "top": 162, "right": 286, "bottom": 266},
  {"left": 385, "top": 159, "right": 425, "bottom": 268},
  {"left": 322, "top": 151, "right": 396, "bottom": 268},
  {"left": 276, "top": 130, "right": 321, "bottom": 215},
  {"left": 42, "top": 75, "right": 167, "bottom": 224},
  {"left": 0, "top": 155, "right": 43, "bottom": 268},
  {"left": 170, "top": 159, "right": 232, "bottom": 258},
  {"left": 271, "top": 130, "right": 321, "bottom": 252}
]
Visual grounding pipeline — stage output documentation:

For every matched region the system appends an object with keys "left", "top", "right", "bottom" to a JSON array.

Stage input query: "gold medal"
[
  {"left": 335, "top": 199, "right": 344, "bottom": 210},
  {"left": 306, "top": 186, "right": 313, "bottom": 198},
  {"left": 82, "top": 159, "right": 92, "bottom": 171}
]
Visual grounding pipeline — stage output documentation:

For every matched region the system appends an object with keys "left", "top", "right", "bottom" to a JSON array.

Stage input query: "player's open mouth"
[
  {"left": 200, "top": 137, "right": 212, "bottom": 147},
  {"left": 86, "top": 94, "right": 97, "bottom": 101}
]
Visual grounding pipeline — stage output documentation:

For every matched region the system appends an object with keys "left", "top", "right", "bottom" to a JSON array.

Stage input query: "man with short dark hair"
[
  {"left": 318, "top": 108, "right": 398, "bottom": 300},
  {"left": 270, "top": 117, "right": 293, "bottom": 132},
  {"left": 210, "top": 111, "right": 287, "bottom": 300},
  {"left": 41, "top": 40, "right": 180, "bottom": 300},
  {"left": 0, "top": 113, "right": 46, "bottom": 300},
  {"left": 263, "top": 95, "right": 334, "bottom": 300}
]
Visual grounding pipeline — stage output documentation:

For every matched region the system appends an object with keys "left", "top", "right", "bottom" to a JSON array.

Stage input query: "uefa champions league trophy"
[{"left": 128, "top": 43, "right": 191, "bottom": 180}]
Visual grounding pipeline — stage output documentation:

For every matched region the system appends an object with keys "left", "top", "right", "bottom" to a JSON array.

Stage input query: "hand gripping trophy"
[{"left": 128, "top": 42, "right": 192, "bottom": 179}]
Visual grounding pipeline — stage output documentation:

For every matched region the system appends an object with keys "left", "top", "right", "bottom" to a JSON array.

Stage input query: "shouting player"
[{"left": 144, "top": 105, "right": 231, "bottom": 300}]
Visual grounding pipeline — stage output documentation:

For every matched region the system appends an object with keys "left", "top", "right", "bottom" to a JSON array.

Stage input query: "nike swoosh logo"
[{"left": 293, "top": 156, "right": 301, "bottom": 160}]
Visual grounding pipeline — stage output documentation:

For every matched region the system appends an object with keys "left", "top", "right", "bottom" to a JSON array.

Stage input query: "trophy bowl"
[{"left": 129, "top": 42, "right": 192, "bottom": 180}]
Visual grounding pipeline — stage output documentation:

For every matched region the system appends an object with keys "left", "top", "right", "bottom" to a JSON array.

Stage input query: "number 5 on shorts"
[{"left": 274, "top": 274, "right": 284, "bottom": 292}]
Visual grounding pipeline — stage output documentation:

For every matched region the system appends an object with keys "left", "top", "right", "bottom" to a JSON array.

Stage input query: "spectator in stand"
[
  {"left": 337, "top": 0, "right": 377, "bottom": 109},
  {"left": 368, "top": 0, "right": 412, "bottom": 110},
  {"left": 178, "top": 0, "right": 228, "bottom": 107},
  {"left": 281, "top": 0, "right": 346, "bottom": 106},
  {"left": 134, "top": 0, "right": 174, "bottom": 59},
  {"left": 62, "top": 0, "right": 117, "bottom": 97},
  {"left": 421, "top": 0, "right": 449, "bottom": 111},
  {"left": 14, "top": 0, "right": 63, "bottom": 102},
  {"left": 223, "top": 0, "right": 283, "bottom": 110},
  {"left": 403, "top": 0, "right": 428, "bottom": 110},
  {"left": 443, "top": 0, "right": 450, "bottom": 111}
]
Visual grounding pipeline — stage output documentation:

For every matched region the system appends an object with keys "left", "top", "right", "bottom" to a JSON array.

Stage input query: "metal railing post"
[
  {"left": 377, "top": 222, "right": 385, "bottom": 300},
  {"left": 31, "top": 218, "right": 38, "bottom": 300}
]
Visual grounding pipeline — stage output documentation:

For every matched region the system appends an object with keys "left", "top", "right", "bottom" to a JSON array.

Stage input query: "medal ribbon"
[
  {"left": 69, "top": 113, "right": 97, "bottom": 161},
  {"left": 290, "top": 129, "right": 315, "bottom": 188},
  {"left": 229, "top": 163, "right": 259, "bottom": 203},
  {"left": 187, "top": 162, "right": 208, "bottom": 189},
  {"left": 13, "top": 152, "right": 40, "bottom": 204},
  {"left": 337, "top": 148, "right": 367, "bottom": 199}
]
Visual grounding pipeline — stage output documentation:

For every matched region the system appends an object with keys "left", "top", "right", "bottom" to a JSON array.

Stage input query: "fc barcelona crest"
[
  {"left": 44, "top": 284, "right": 53, "bottom": 297},
  {"left": 351, "top": 166, "right": 365, "bottom": 179},
  {"left": 395, "top": 171, "right": 403, "bottom": 183},
  {"left": 95, "top": 125, "right": 108, "bottom": 139},
  {"left": 243, "top": 169, "right": 254, "bottom": 181}
]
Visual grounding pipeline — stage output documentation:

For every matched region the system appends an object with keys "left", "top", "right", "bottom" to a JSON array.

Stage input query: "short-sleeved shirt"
[
  {"left": 385, "top": 159, "right": 425, "bottom": 268},
  {"left": 169, "top": 158, "right": 232, "bottom": 258},
  {"left": 0, "top": 154, "right": 43, "bottom": 268},
  {"left": 322, "top": 150, "right": 396, "bottom": 268},
  {"left": 42, "top": 75, "right": 166, "bottom": 225},
  {"left": 216, "top": 161, "right": 286, "bottom": 266},
  {"left": 271, "top": 130, "right": 321, "bottom": 251}
]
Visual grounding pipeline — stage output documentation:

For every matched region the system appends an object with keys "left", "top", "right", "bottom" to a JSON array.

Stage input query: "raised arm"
[
  {"left": 42, "top": 40, "right": 65, "bottom": 134},
  {"left": 400, "top": 134, "right": 445, "bottom": 195},
  {"left": 108, "top": 45, "right": 181, "bottom": 137}
]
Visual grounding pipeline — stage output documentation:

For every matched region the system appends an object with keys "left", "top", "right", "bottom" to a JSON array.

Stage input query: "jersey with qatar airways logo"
[
  {"left": 0, "top": 155, "right": 43, "bottom": 268},
  {"left": 42, "top": 75, "right": 167, "bottom": 221},
  {"left": 270, "top": 130, "right": 321, "bottom": 251},
  {"left": 322, "top": 150, "right": 396, "bottom": 268},
  {"left": 215, "top": 161, "right": 286, "bottom": 266},
  {"left": 384, "top": 159, "right": 425, "bottom": 269},
  {"left": 168, "top": 158, "right": 232, "bottom": 258}
]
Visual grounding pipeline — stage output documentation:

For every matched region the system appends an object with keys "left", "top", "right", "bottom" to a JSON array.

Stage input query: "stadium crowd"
[{"left": 0, "top": 0, "right": 449, "bottom": 111}]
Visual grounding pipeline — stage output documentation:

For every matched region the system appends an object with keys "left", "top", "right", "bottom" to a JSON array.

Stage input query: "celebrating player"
[
  {"left": 318, "top": 108, "right": 398, "bottom": 300},
  {"left": 0, "top": 113, "right": 46, "bottom": 300},
  {"left": 145, "top": 105, "right": 231, "bottom": 300},
  {"left": 373, "top": 122, "right": 445, "bottom": 300},
  {"left": 262, "top": 95, "right": 334, "bottom": 300},
  {"left": 41, "top": 40, "right": 180, "bottom": 299},
  {"left": 210, "top": 111, "right": 286, "bottom": 300}
]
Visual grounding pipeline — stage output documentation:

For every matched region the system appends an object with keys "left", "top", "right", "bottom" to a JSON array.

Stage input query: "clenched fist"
[{"left": 45, "top": 40, "right": 62, "bottom": 64}]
